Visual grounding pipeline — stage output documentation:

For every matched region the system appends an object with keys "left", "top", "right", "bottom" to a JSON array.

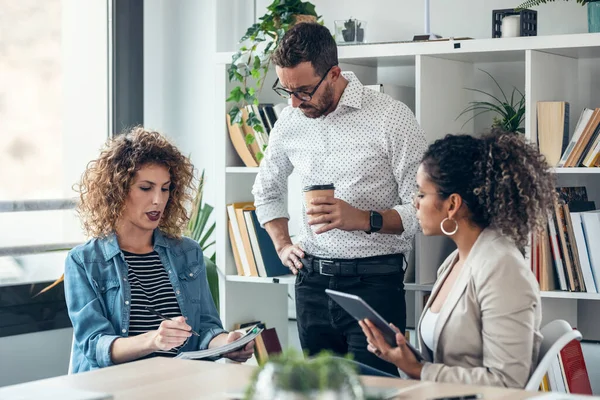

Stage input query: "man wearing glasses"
[{"left": 252, "top": 22, "right": 426, "bottom": 376}]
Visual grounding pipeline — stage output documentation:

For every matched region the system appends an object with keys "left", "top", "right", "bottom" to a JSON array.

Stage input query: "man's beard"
[{"left": 299, "top": 84, "right": 334, "bottom": 119}]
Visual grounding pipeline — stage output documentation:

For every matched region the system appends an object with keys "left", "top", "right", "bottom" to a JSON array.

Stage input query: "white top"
[
  {"left": 252, "top": 71, "right": 427, "bottom": 259},
  {"left": 420, "top": 308, "right": 439, "bottom": 352}
]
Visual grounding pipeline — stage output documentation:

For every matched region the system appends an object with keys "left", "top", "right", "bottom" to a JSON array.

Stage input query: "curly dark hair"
[
  {"left": 271, "top": 22, "right": 337, "bottom": 76},
  {"left": 421, "top": 129, "right": 557, "bottom": 251},
  {"left": 75, "top": 126, "right": 195, "bottom": 239}
]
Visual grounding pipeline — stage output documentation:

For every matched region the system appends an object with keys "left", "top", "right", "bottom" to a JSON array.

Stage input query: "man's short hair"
[{"left": 271, "top": 22, "right": 338, "bottom": 77}]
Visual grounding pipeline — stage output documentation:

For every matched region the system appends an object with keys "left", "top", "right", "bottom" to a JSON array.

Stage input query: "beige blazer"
[{"left": 416, "top": 228, "right": 542, "bottom": 388}]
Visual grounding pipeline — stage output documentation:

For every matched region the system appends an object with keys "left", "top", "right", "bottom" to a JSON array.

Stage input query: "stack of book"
[
  {"left": 538, "top": 334, "right": 592, "bottom": 394},
  {"left": 226, "top": 202, "right": 290, "bottom": 278},
  {"left": 226, "top": 103, "right": 288, "bottom": 167},
  {"left": 537, "top": 102, "right": 600, "bottom": 168},
  {"left": 531, "top": 187, "right": 600, "bottom": 293}
]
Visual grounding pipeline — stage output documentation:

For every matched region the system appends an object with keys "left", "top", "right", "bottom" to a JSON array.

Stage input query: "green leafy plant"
[
  {"left": 186, "top": 169, "right": 219, "bottom": 310},
  {"left": 244, "top": 350, "right": 374, "bottom": 399},
  {"left": 516, "top": 0, "right": 597, "bottom": 10},
  {"left": 227, "top": 0, "right": 321, "bottom": 162},
  {"left": 456, "top": 69, "right": 525, "bottom": 134}
]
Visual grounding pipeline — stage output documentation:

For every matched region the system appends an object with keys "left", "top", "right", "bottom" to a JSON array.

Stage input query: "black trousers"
[{"left": 295, "top": 254, "right": 406, "bottom": 377}]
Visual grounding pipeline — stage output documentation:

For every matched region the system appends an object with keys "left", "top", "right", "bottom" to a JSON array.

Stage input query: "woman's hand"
[
  {"left": 359, "top": 319, "right": 422, "bottom": 379},
  {"left": 222, "top": 331, "right": 255, "bottom": 363},
  {"left": 151, "top": 316, "right": 192, "bottom": 351}
]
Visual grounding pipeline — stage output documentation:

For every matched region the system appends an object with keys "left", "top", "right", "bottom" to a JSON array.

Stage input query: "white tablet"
[{"left": 325, "top": 288, "right": 424, "bottom": 362}]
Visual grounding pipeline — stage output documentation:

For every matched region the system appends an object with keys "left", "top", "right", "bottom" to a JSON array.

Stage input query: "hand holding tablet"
[{"left": 325, "top": 288, "right": 424, "bottom": 362}]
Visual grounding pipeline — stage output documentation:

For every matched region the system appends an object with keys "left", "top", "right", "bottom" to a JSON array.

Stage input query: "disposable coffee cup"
[{"left": 303, "top": 184, "right": 335, "bottom": 232}]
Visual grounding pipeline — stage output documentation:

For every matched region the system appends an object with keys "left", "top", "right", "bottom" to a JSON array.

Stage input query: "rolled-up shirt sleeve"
[
  {"left": 252, "top": 108, "right": 294, "bottom": 227},
  {"left": 385, "top": 101, "right": 427, "bottom": 240},
  {"left": 64, "top": 251, "right": 120, "bottom": 369}
]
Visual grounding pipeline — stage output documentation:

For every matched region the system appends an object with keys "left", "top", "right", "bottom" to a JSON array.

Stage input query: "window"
[{"left": 0, "top": 0, "right": 110, "bottom": 285}]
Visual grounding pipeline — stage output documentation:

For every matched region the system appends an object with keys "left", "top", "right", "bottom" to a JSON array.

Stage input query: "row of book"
[
  {"left": 537, "top": 102, "right": 600, "bottom": 167},
  {"left": 234, "top": 320, "right": 282, "bottom": 365},
  {"left": 227, "top": 202, "right": 289, "bottom": 277},
  {"left": 226, "top": 103, "right": 287, "bottom": 167},
  {"left": 538, "top": 335, "right": 592, "bottom": 395},
  {"left": 531, "top": 187, "right": 600, "bottom": 293}
]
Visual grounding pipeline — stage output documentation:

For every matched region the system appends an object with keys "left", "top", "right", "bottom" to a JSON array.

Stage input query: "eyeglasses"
[{"left": 272, "top": 65, "right": 335, "bottom": 102}]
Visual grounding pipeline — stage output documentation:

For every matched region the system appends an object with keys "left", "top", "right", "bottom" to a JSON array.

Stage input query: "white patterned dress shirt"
[{"left": 252, "top": 71, "right": 427, "bottom": 259}]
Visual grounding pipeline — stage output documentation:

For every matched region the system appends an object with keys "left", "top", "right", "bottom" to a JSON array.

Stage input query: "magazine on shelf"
[{"left": 175, "top": 324, "right": 263, "bottom": 361}]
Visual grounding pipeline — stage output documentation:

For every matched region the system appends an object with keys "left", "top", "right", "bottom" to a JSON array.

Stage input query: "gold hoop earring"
[{"left": 440, "top": 217, "right": 458, "bottom": 236}]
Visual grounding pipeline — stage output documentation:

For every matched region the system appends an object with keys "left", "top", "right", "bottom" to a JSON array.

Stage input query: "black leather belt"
[{"left": 302, "top": 254, "right": 404, "bottom": 277}]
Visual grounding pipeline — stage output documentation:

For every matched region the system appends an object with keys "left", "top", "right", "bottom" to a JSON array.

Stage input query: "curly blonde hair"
[
  {"left": 421, "top": 129, "right": 557, "bottom": 251},
  {"left": 75, "top": 126, "right": 195, "bottom": 239}
]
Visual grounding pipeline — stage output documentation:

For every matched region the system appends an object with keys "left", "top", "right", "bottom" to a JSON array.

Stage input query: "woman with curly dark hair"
[
  {"left": 360, "top": 130, "right": 556, "bottom": 388},
  {"left": 64, "top": 127, "right": 253, "bottom": 373}
]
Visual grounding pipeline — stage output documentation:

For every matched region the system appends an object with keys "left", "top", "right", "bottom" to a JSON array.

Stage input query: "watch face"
[{"left": 371, "top": 211, "right": 383, "bottom": 230}]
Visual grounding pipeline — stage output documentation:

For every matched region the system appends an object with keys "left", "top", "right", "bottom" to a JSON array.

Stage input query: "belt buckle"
[{"left": 318, "top": 260, "right": 335, "bottom": 276}]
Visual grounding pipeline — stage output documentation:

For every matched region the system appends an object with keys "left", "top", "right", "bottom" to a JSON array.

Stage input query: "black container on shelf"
[{"left": 492, "top": 9, "right": 537, "bottom": 38}]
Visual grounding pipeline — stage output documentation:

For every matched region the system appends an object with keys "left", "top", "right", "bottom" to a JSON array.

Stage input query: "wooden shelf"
[
  {"left": 541, "top": 291, "right": 600, "bottom": 300},
  {"left": 225, "top": 274, "right": 295, "bottom": 284},
  {"left": 226, "top": 167, "right": 260, "bottom": 174},
  {"left": 553, "top": 167, "right": 600, "bottom": 174}
]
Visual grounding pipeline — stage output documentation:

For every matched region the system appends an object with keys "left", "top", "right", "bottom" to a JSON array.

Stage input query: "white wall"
[
  {"left": 144, "top": 0, "right": 219, "bottom": 228},
  {"left": 249, "top": 0, "right": 588, "bottom": 50}
]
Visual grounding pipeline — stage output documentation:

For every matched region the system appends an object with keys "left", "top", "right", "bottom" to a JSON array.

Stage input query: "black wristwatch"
[{"left": 366, "top": 210, "right": 383, "bottom": 234}]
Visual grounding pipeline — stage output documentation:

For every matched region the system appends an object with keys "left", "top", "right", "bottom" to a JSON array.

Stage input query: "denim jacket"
[{"left": 64, "top": 229, "right": 225, "bottom": 373}]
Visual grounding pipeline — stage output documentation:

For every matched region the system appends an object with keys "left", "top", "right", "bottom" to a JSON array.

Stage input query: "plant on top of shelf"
[
  {"left": 244, "top": 349, "right": 376, "bottom": 400},
  {"left": 227, "top": 0, "right": 322, "bottom": 163},
  {"left": 456, "top": 69, "right": 526, "bottom": 134}
]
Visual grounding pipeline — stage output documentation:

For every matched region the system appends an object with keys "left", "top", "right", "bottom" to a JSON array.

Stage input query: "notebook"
[{"left": 175, "top": 324, "right": 263, "bottom": 361}]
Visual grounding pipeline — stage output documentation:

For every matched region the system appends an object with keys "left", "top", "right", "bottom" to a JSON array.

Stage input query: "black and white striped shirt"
[{"left": 124, "top": 250, "right": 183, "bottom": 358}]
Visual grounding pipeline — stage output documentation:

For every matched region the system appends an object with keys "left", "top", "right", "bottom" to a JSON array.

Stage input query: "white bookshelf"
[{"left": 215, "top": 33, "right": 600, "bottom": 346}]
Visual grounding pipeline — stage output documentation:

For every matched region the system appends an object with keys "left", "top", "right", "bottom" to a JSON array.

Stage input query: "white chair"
[{"left": 524, "top": 319, "right": 583, "bottom": 391}]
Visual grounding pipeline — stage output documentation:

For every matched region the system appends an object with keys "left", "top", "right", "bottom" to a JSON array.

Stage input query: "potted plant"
[
  {"left": 244, "top": 350, "right": 368, "bottom": 400},
  {"left": 515, "top": 0, "right": 600, "bottom": 33},
  {"left": 456, "top": 69, "right": 525, "bottom": 134},
  {"left": 342, "top": 18, "right": 356, "bottom": 42},
  {"left": 227, "top": 0, "right": 322, "bottom": 163}
]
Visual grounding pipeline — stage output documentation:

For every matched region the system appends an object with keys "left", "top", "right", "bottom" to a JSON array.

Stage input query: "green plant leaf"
[
  {"left": 240, "top": 23, "right": 260, "bottom": 43},
  {"left": 478, "top": 69, "right": 509, "bottom": 104},
  {"left": 245, "top": 133, "right": 256, "bottom": 145},
  {"left": 462, "top": 87, "right": 507, "bottom": 111},
  {"left": 253, "top": 56, "right": 261, "bottom": 71},
  {"left": 254, "top": 124, "right": 265, "bottom": 134},
  {"left": 231, "top": 51, "right": 243, "bottom": 64},
  {"left": 251, "top": 69, "right": 261, "bottom": 80},
  {"left": 226, "top": 86, "right": 244, "bottom": 103},
  {"left": 228, "top": 107, "right": 243, "bottom": 125},
  {"left": 256, "top": 151, "right": 264, "bottom": 162},
  {"left": 247, "top": 111, "right": 262, "bottom": 126}
]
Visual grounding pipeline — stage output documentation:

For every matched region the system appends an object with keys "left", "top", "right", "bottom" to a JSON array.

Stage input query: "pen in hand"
[{"left": 145, "top": 306, "right": 200, "bottom": 336}]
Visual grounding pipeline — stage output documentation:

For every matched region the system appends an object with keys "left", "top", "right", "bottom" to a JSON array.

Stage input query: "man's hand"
[
  {"left": 307, "top": 196, "right": 370, "bottom": 234},
  {"left": 222, "top": 331, "right": 254, "bottom": 363},
  {"left": 277, "top": 243, "right": 304, "bottom": 275}
]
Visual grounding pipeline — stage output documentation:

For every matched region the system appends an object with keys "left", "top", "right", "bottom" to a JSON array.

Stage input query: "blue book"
[{"left": 243, "top": 209, "right": 290, "bottom": 277}]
